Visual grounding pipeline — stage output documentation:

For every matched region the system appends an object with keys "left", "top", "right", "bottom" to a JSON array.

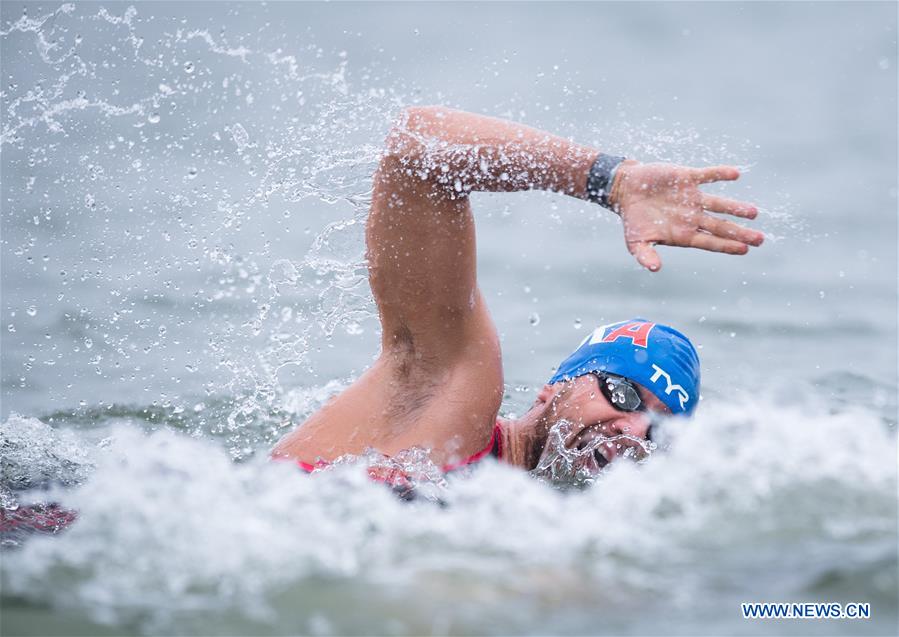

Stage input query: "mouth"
[
  {"left": 532, "top": 421, "right": 620, "bottom": 487},
  {"left": 593, "top": 447, "right": 610, "bottom": 469},
  {"left": 573, "top": 426, "right": 616, "bottom": 470}
]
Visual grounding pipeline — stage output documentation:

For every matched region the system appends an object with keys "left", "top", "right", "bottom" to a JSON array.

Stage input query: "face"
[{"left": 532, "top": 373, "right": 670, "bottom": 474}]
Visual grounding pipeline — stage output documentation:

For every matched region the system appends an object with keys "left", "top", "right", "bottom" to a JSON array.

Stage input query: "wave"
[{"left": 1, "top": 394, "right": 895, "bottom": 635}]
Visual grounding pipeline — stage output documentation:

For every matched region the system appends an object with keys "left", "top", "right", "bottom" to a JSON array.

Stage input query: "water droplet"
[
  {"left": 84, "top": 337, "right": 93, "bottom": 349},
  {"left": 26, "top": 306, "right": 37, "bottom": 317},
  {"left": 184, "top": 61, "right": 195, "bottom": 74},
  {"left": 529, "top": 312, "right": 541, "bottom": 326},
  {"left": 158, "top": 325, "right": 167, "bottom": 336},
  {"left": 346, "top": 322, "right": 364, "bottom": 335},
  {"left": 148, "top": 112, "right": 160, "bottom": 124},
  {"left": 230, "top": 123, "right": 249, "bottom": 150},
  {"left": 818, "top": 290, "right": 825, "bottom": 299},
  {"left": 187, "top": 167, "right": 198, "bottom": 179},
  {"left": 7, "top": 324, "right": 15, "bottom": 333},
  {"left": 573, "top": 318, "right": 582, "bottom": 329},
  {"left": 132, "top": 159, "right": 142, "bottom": 169},
  {"left": 185, "top": 364, "right": 196, "bottom": 372}
]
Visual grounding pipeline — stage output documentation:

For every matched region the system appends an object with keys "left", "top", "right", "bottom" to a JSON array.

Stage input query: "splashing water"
[
  {"left": 530, "top": 419, "right": 654, "bottom": 489},
  {"left": 1, "top": 396, "right": 895, "bottom": 635},
  {"left": 3, "top": 2, "right": 401, "bottom": 458},
  {"left": 0, "top": 415, "right": 95, "bottom": 510}
]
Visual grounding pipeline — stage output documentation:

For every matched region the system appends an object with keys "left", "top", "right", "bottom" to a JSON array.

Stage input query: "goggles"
[
  {"left": 591, "top": 372, "right": 645, "bottom": 412},
  {"left": 591, "top": 372, "right": 659, "bottom": 443}
]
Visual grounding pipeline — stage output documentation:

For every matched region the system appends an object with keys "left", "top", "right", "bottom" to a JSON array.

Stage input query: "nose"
[{"left": 608, "top": 412, "right": 652, "bottom": 441}]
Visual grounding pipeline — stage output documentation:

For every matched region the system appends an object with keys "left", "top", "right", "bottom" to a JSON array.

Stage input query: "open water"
[{"left": 1, "top": 2, "right": 897, "bottom": 635}]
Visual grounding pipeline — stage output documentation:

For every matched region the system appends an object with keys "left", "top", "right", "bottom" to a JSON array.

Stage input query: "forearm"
[
  {"left": 384, "top": 106, "right": 600, "bottom": 198},
  {"left": 377, "top": 106, "right": 762, "bottom": 273}
]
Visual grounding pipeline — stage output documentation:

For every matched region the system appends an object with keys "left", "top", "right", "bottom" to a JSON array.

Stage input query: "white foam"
[{"left": 2, "top": 395, "right": 895, "bottom": 632}]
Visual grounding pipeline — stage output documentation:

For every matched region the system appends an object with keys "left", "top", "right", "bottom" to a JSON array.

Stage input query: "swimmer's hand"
[{"left": 609, "top": 161, "right": 764, "bottom": 272}]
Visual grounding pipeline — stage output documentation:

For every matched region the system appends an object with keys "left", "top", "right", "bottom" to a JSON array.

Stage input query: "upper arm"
[{"left": 366, "top": 113, "right": 488, "bottom": 367}]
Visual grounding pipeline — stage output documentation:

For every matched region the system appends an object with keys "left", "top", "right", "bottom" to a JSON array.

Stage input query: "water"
[{"left": 2, "top": 2, "right": 896, "bottom": 635}]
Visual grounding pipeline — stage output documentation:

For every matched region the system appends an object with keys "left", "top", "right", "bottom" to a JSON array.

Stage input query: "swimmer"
[{"left": 272, "top": 106, "right": 763, "bottom": 477}]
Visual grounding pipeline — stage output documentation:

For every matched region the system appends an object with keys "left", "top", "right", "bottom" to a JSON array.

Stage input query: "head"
[{"left": 512, "top": 319, "right": 701, "bottom": 476}]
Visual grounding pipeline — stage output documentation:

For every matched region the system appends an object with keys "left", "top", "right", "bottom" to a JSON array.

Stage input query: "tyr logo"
[{"left": 649, "top": 364, "right": 690, "bottom": 409}]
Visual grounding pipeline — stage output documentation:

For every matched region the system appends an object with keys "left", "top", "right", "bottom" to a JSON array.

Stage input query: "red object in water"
[{"left": 0, "top": 503, "right": 78, "bottom": 535}]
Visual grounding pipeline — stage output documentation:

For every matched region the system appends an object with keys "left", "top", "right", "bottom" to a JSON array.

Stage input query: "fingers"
[
  {"left": 699, "top": 215, "right": 765, "bottom": 246},
  {"left": 689, "top": 232, "right": 750, "bottom": 255},
  {"left": 691, "top": 165, "right": 740, "bottom": 184},
  {"left": 628, "top": 241, "right": 662, "bottom": 272},
  {"left": 701, "top": 193, "right": 758, "bottom": 219}
]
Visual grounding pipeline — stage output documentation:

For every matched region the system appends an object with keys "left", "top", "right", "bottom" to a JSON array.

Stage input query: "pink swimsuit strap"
[
  {"left": 441, "top": 421, "right": 504, "bottom": 472},
  {"left": 292, "top": 420, "right": 504, "bottom": 479}
]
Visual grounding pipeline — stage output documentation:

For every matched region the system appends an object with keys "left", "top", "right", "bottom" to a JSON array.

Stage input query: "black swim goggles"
[
  {"left": 590, "top": 372, "right": 645, "bottom": 413},
  {"left": 590, "top": 372, "right": 664, "bottom": 444}
]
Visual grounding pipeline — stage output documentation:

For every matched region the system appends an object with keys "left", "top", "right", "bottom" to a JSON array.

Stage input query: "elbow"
[
  {"left": 382, "top": 105, "right": 448, "bottom": 163},
  {"left": 399, "top": 105, "right": 443, "bottom": 125},
  {"left": 395, "top": 105, "right": 448, "bottom": 135},
  {"left": 379, "top": 106, "right": 460, "bottom": 191}
]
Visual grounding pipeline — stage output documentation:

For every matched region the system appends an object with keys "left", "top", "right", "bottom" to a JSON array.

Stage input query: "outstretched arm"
[
  {"left": 384, "top": 106, "right": 763, "bottom": 267},
  {"left": 372, "top": 106, "right": 763, "bottom": 365}
]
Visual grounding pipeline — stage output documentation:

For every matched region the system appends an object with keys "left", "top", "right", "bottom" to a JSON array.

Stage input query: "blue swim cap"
[{"left": 547, "top": 319, "right": 701, "bottom": 415}]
